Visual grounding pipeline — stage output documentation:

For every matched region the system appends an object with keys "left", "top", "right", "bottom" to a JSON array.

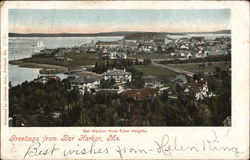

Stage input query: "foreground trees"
[{"left": 9, "top": 66, "right": 230, "bottom": 126}]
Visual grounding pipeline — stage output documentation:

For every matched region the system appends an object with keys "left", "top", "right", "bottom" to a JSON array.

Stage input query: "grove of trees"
[{"left": 9, "top": 65, "right": 230, "bottom": 127}]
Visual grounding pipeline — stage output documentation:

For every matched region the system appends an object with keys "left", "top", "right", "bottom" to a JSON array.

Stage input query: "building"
[
  {"left": 70, "top": 76, "right": 100, "bottom": 95},
  {"left": 143, "top": 75, "right": 163, "bottom": 88},
  {"left": 171, "top": 74, "right": 188, "bottom": 85},
  {"left": 153, "top": 39, "right": 165, "bottom": 45},
  {"left": 189, "top": 37, "right": 205, "bottom": 43},
  {"left": 87, "top": 47, "right": 96, "bottom": 53},
  {"left": 103, "top": 68, "right": 132, "bottom": 84},
  {"left": 95, "top": 41, "right": 119, "bottom": 48},
  {"left": 34, "top": 76, "right": 61, "bottom": 84},
  {"left": 206, "top": 50, "right": 228, "bottom": 56},
  {"left": 184, "top": 81, "right": 215, "bottom": 100},
  {"left": 120, "top": 89, "right": 156, "bottom": 101},
  {"left": 180, "top": 44, "right": 189, "bottom": 50}
]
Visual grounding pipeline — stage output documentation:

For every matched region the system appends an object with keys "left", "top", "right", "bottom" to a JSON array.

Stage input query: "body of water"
[
  {"left": 167, "top": 33, "right": 231, "bottom": 40},
  {"left": 9, "top": 34, "right": 230, "bottom": 86},
  {"left": 9, "top": 36, "right": 123, "bottom": 86}
]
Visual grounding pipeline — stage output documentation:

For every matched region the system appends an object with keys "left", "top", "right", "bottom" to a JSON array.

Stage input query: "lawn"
[
  {"left": 22, "top": 53, "right": 103, "bottom": 68},
  {"left": 169, "top": 61, "right": 231, "bottom": 73},
  {"left": 133, "top": 65, "right": 178, "bottom": 85},
  {"left": 130, "top": 53, "right": 170, "bottom": 59}
]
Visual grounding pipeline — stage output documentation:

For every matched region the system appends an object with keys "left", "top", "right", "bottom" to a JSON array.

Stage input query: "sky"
[{"left": 9, "top": 9, "right": 230, "bottom": 34}]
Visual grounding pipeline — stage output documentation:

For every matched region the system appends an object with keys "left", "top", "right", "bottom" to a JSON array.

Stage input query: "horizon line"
[{"left": 9, "top": 30, "right": 231, "bottom": 35}]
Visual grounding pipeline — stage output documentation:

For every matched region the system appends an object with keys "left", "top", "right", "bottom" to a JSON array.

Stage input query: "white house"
[
  {"left": 180, "top": 53, "right": 186, "bottom": 57},
  {"left": 103, "top": 68, "right": 132, "bottom": 84},
  {"left": 186, "top": 52, "right": 192, "bottom": 59},
  {"left": 170, "top": 52, "right": 176, "bottom": 57},
  {"left": 180, "top": 45, "right": 189, "bottom": 50},
  {"left": 70, "top": 76, "right": 100, "bottom": 95},
  {"left": 164, "top": 37, "right": 173, "bottom": 45},
  {"left": 184, "top": 82, "right": 216, "bottom": 101},
  {"left": 95, "top": 41, "right": 119, "bottom": 48}
]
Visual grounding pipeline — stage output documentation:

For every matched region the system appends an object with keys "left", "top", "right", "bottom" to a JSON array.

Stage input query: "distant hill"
[
  {"left": 123, "top": 32, "right": 188, "bottom": 40},
  {"left": 9, "top": 32, "right": 136, "bottom": 37},
  {"left": 9, "top": 30, "right": 231, "bottom": 38},
  {"left": 178, "top": 30, "right": 231, "bottom": 35},
  {"left": 124, "top": 30, "right": 231, "bottom": 40},
  {"left": 124, "top": 32, "right": 164, "bottom": 40}
]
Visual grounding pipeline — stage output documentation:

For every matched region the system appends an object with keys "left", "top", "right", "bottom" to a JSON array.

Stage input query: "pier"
[{"left": 39, "top": 68, "right": 68, "bottom": 74}]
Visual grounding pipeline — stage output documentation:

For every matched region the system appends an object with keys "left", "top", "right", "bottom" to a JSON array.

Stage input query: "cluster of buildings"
[
  {"left": 75, "top": 35, "right": 230, "bottom": 60},
  {"left": 32, "top": 34, "right": 231, "bottom": 63},
  {"left": 173, "top": 36, "right": 231, "bottom": 59},
  {"left": 70, "top": 68, "right": 132, "bottom": 95},
  {"left": 31, "top": 34, "right": 230, "bottom": 101},
  {"left": 35, "top": 68, "right": 216, "bottom": 103}
]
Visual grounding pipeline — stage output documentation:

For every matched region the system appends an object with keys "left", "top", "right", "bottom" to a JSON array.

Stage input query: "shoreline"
[{"left": 9, "top": 60, "right": 67, "bottom": 69}]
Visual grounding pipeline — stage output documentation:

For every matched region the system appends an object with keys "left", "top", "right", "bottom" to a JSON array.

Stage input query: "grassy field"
[
  {"left": 169, "top": 61, "right": 231, "bottom": 73},
  {"left": 22, "top": 53, "right": 102, "bottom": 68},
  {"left": 130, "top": 53, "right": 170, "bottom": 59},
  {"left": 133, "top": 65, "right": 178, "bottom": 85}
]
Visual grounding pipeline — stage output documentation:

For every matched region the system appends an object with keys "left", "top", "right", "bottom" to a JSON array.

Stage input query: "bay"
[{"left": 9, "top": 36, "right": 124, "bottom": 86}]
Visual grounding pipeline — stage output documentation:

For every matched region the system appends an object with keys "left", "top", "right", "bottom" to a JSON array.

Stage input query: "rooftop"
[
  {"left": 103, "top": 68, "right": 132, "bottom": 76},
  {"left": 121, "top": 89, "right": 156, "bottom": 101},
  {"left": 96, "top": 41, "right": 119, "bottom": 45}
]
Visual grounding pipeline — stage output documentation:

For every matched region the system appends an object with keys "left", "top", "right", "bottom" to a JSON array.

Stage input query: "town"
[{"left": 9, "top": 32, "right": 231, "bottom": 127}]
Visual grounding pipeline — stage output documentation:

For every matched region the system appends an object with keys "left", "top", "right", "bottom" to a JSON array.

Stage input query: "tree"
[
  {"left": 135, "top": 58, "right": 139, "bottom": 65},
  {"left": 215, "top": 66, "right": 221, "bottom": 73}
]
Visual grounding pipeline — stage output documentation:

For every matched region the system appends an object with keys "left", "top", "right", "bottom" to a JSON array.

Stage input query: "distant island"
[{"left": 9, "top": 30, "right": 231, "bottom": 38}]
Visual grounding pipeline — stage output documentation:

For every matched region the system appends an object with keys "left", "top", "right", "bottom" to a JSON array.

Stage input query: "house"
[
  {"left": 153, "top": 39, "right": 165, "bottom": 45},
  {"left": 180, "top": 53, "right": 186, "bottom": 57},
  {"left": 184, "top": 81, "right": 215, "bottom": 100},
  {"left": 70, "top": 76, "right": 100, "bottom": 95},
  {"left": 170, "top": 52, "right": 176, "bottom": 57},
  {"left": 206, "top": 50, "right": 228, "bottom": 56},
  {"left": 95, "top": 41, "right": 119, "bottom": 48},
  {"left": 87, "top": 47, "right": 96, "bottom": 53},
  {"left": 139, "top": 43, "right": 154, "bottom": 53},
  {"left": 103, "top": 68, "right": 132, "bottom": 84},
  {"left": 195, "top": 50, "right": 206, "bottom": 58},
  {"left": 165, "top": 37, "right": 174, "bottom": 45},
  {"left": 186, "top": 52, "right": 193, "bottom": 59},
  {"left": 178, "top": 37, "right": 189, "bottom": 43},
  {"left": 180, "top": 45, "right": 189, "bottom": 50},
  {"left": 108, "top": 51, "right": 118, "bottom": 59},
  {"left": 34, "top": 76, "right": 61, "bottom": 84},
  {"left": 189, "top": 37, "right": 205, "bottom": 43},
  {"left": 158, "top": 87, "right": 170, "bottom": 95},
  {"left": 117, "top": 52, "right": 127, "bottom": 59},
  {"left": 101, "top": 51, "right": 127, "bottom": 59},
  {"left": 120, "top": 89, "right": 156, "bottom": 101},
  {"left": 143, "top": 75, "right": 163, "bottom": 88},
  {"left": 125, "top": 39, "right": 137, "bottom": 43},
  {"left": 55, "top": 56, "right": 66, "bottom": 61},
  {"left": 214, "top": 37, "right": 231, "bottom": 44},
  {"left": 205, "top": 45, "right": 228, "bottom": 56},
  {"left": 171, "top": 74, "right": 188, "bottom": 85}
]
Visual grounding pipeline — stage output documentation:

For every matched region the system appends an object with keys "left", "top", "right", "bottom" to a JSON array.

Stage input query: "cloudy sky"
[{"left": 9, "top": 9, "right": 230, "bottom": 34}]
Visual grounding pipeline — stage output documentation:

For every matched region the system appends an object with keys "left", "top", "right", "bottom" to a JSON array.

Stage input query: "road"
[
  {"left": 152, "top": 61, "right": 195, "bottom": 77},
  {"left": 128, "top": 56, "right": 195, "bottom": 77},
  {"left": 128, "top": 56, "right": 230, "bottom": 77}
]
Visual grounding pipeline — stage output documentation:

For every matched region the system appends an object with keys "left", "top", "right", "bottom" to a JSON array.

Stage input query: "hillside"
[
  {"left": 124, "top": 32, "right": 167, "bottom": 40},
  {"left": 9, "top": 32, "right": 135, "bottom": 37},
  {"left": 9, "top": 30, "right": 231, "bottom": 38}
]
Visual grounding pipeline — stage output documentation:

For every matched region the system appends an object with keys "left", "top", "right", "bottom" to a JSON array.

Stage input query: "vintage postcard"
[{"left": 1, "top": 1, "right": 249, "bottom": 159}]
